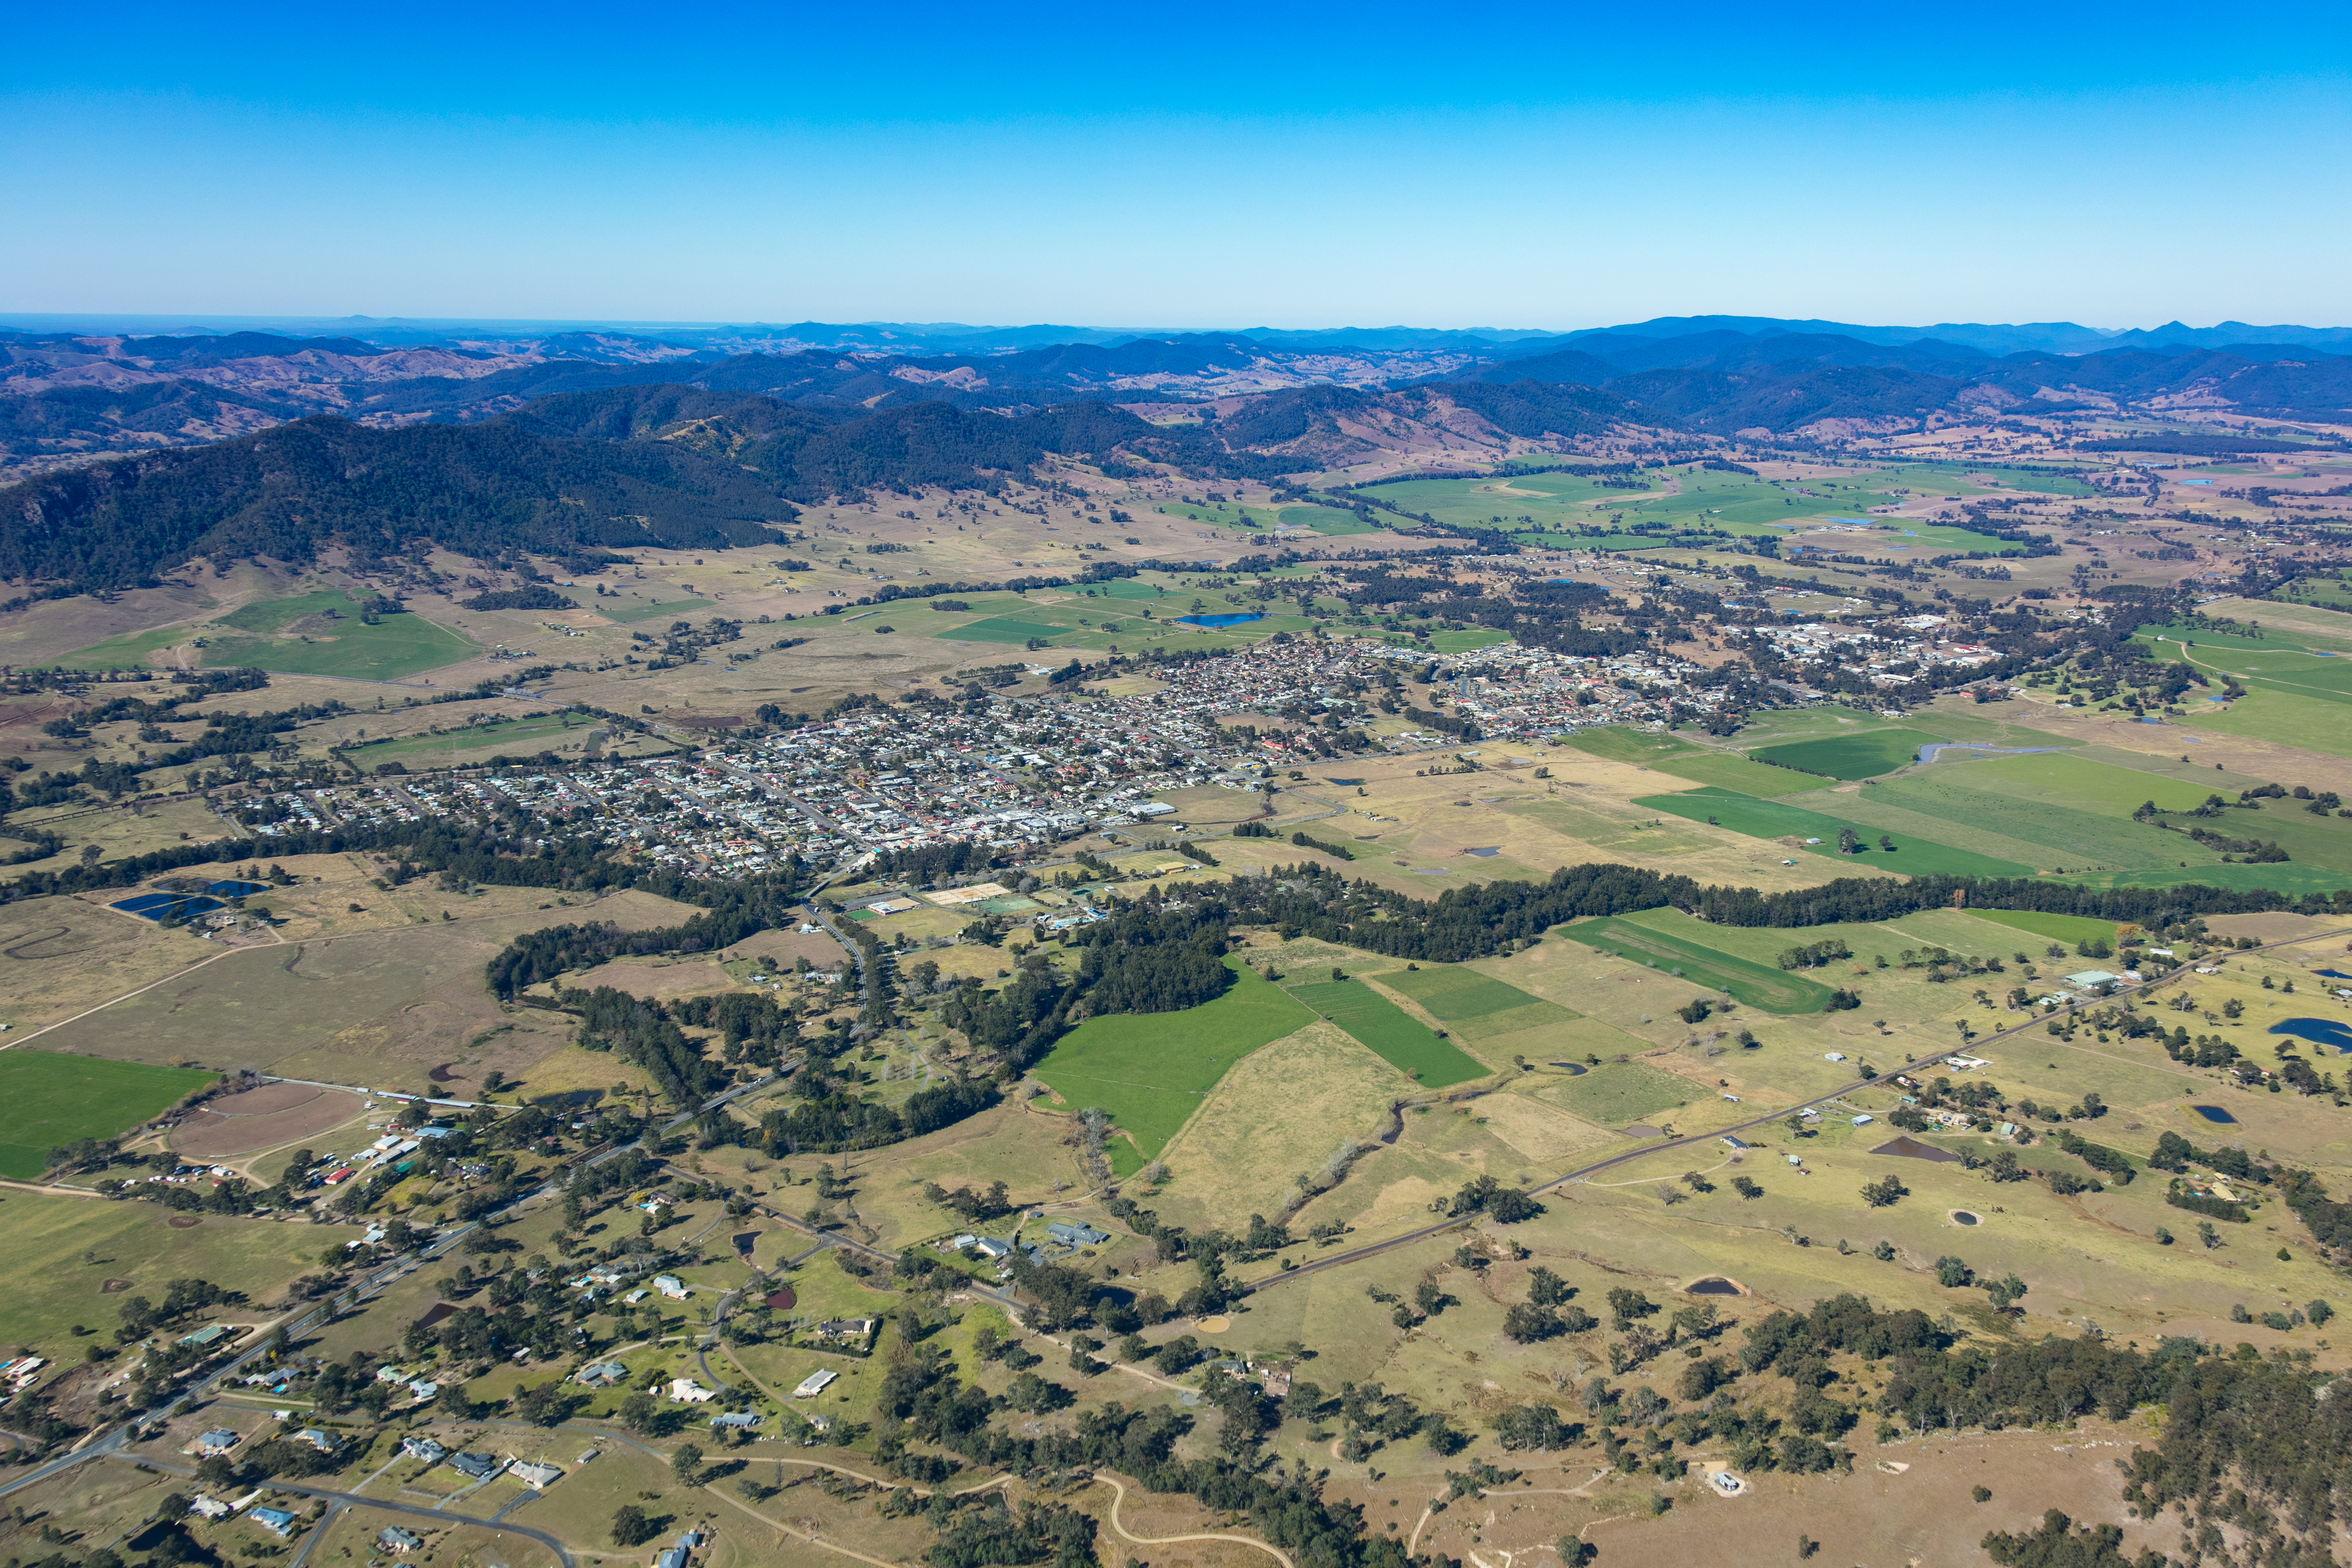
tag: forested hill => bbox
[0,416,799,592]
[0,394,1161,592]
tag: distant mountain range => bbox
[3,312,2348,483]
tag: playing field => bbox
[1554,916,1838,1013]
[1749,727,1950,780]
[1638,787,2034,878]
[0,1051,220,1179]
[340,711,605,764]
[1031,959,1315,1172]
[1285,978,1491,1087]
[194,591,479,680]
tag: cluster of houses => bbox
[941,1220,1109,1278]
[398,1433,562,1489]
[227,621,1784,875]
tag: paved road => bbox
[1252,924,2352,1295]
[96,1449,577,1568]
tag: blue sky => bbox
[6,1,2348,329]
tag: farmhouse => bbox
[508,1460,563,1489]
[379,1529,423,1553]
[668,1378,717,1403]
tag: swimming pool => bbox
[2270,1017,2352,1052]
[1174,612,1266,629]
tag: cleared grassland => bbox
[1562,727,1818,797]
[1284,977,1491,1087]
[0,892,237,1035]
[1555,915,1837,1013]
[1374,963,1582,1052]
[1964,908,2122,947]
[1149,1021,1411,1230]
[0,1193,322,1354]
[191,591,479,680]
[1639,787,2034,878]
[1750,727,1951,780]
[0,1051,218,1178]
[1534,1060,1700,1124]
[1031,959,1315,1173]
[337,711,603,764]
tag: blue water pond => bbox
[2189,1104,2239,1124]
[2270,1017,2352,1052]
[111,892,226,922]
[1174,612,1266,629]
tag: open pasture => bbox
[1534,1059,1698,1124]
[0,1190,321,1354]
[1376,963,1580,1042]
[1554,914,1837,1013]
[190,590,480,680]
[49,624,194,671]
[0,1051,218,1178]
[1149,1021,1414,1228]
[338,710,603,763]
[1640,786,2034,877]
[1285,976,1491,1086]
[1030,959,1314,1171]
[1749,726,1950,780]
[1561,725,1818,797]
[1963,908,2121,948]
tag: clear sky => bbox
[6,1,2348,330]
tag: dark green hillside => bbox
[0,389,1177,591]
[1599,363,1968,433]
[1434,378,1649,437]
[0,415,798,592]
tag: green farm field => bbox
[1553,915,1838,1013]
[1285,977,1490,1087]
[1031,959,1315,1173]
[1963,908,2122,948]
[0,1051,218,1179]
[1638,786,2034,878]
[1377,964,1579,1043]
[1562,727,1818,797]
[594,594,716,624]
[1749,727,1950,780]
[48,625,194,671]
[190,591,479,680]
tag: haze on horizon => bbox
[4,0,2349,329]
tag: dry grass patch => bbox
[1149,1020,1410,1231]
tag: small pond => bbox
[1951,1210,1980,1226]
[1548,1062,1589,1076]
[110,892,224,922]
[2270,1017,2352,1053]
[1174,612,1266,629]
[2190,1104,2239,1124]
[1687,1277,1743,1296]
